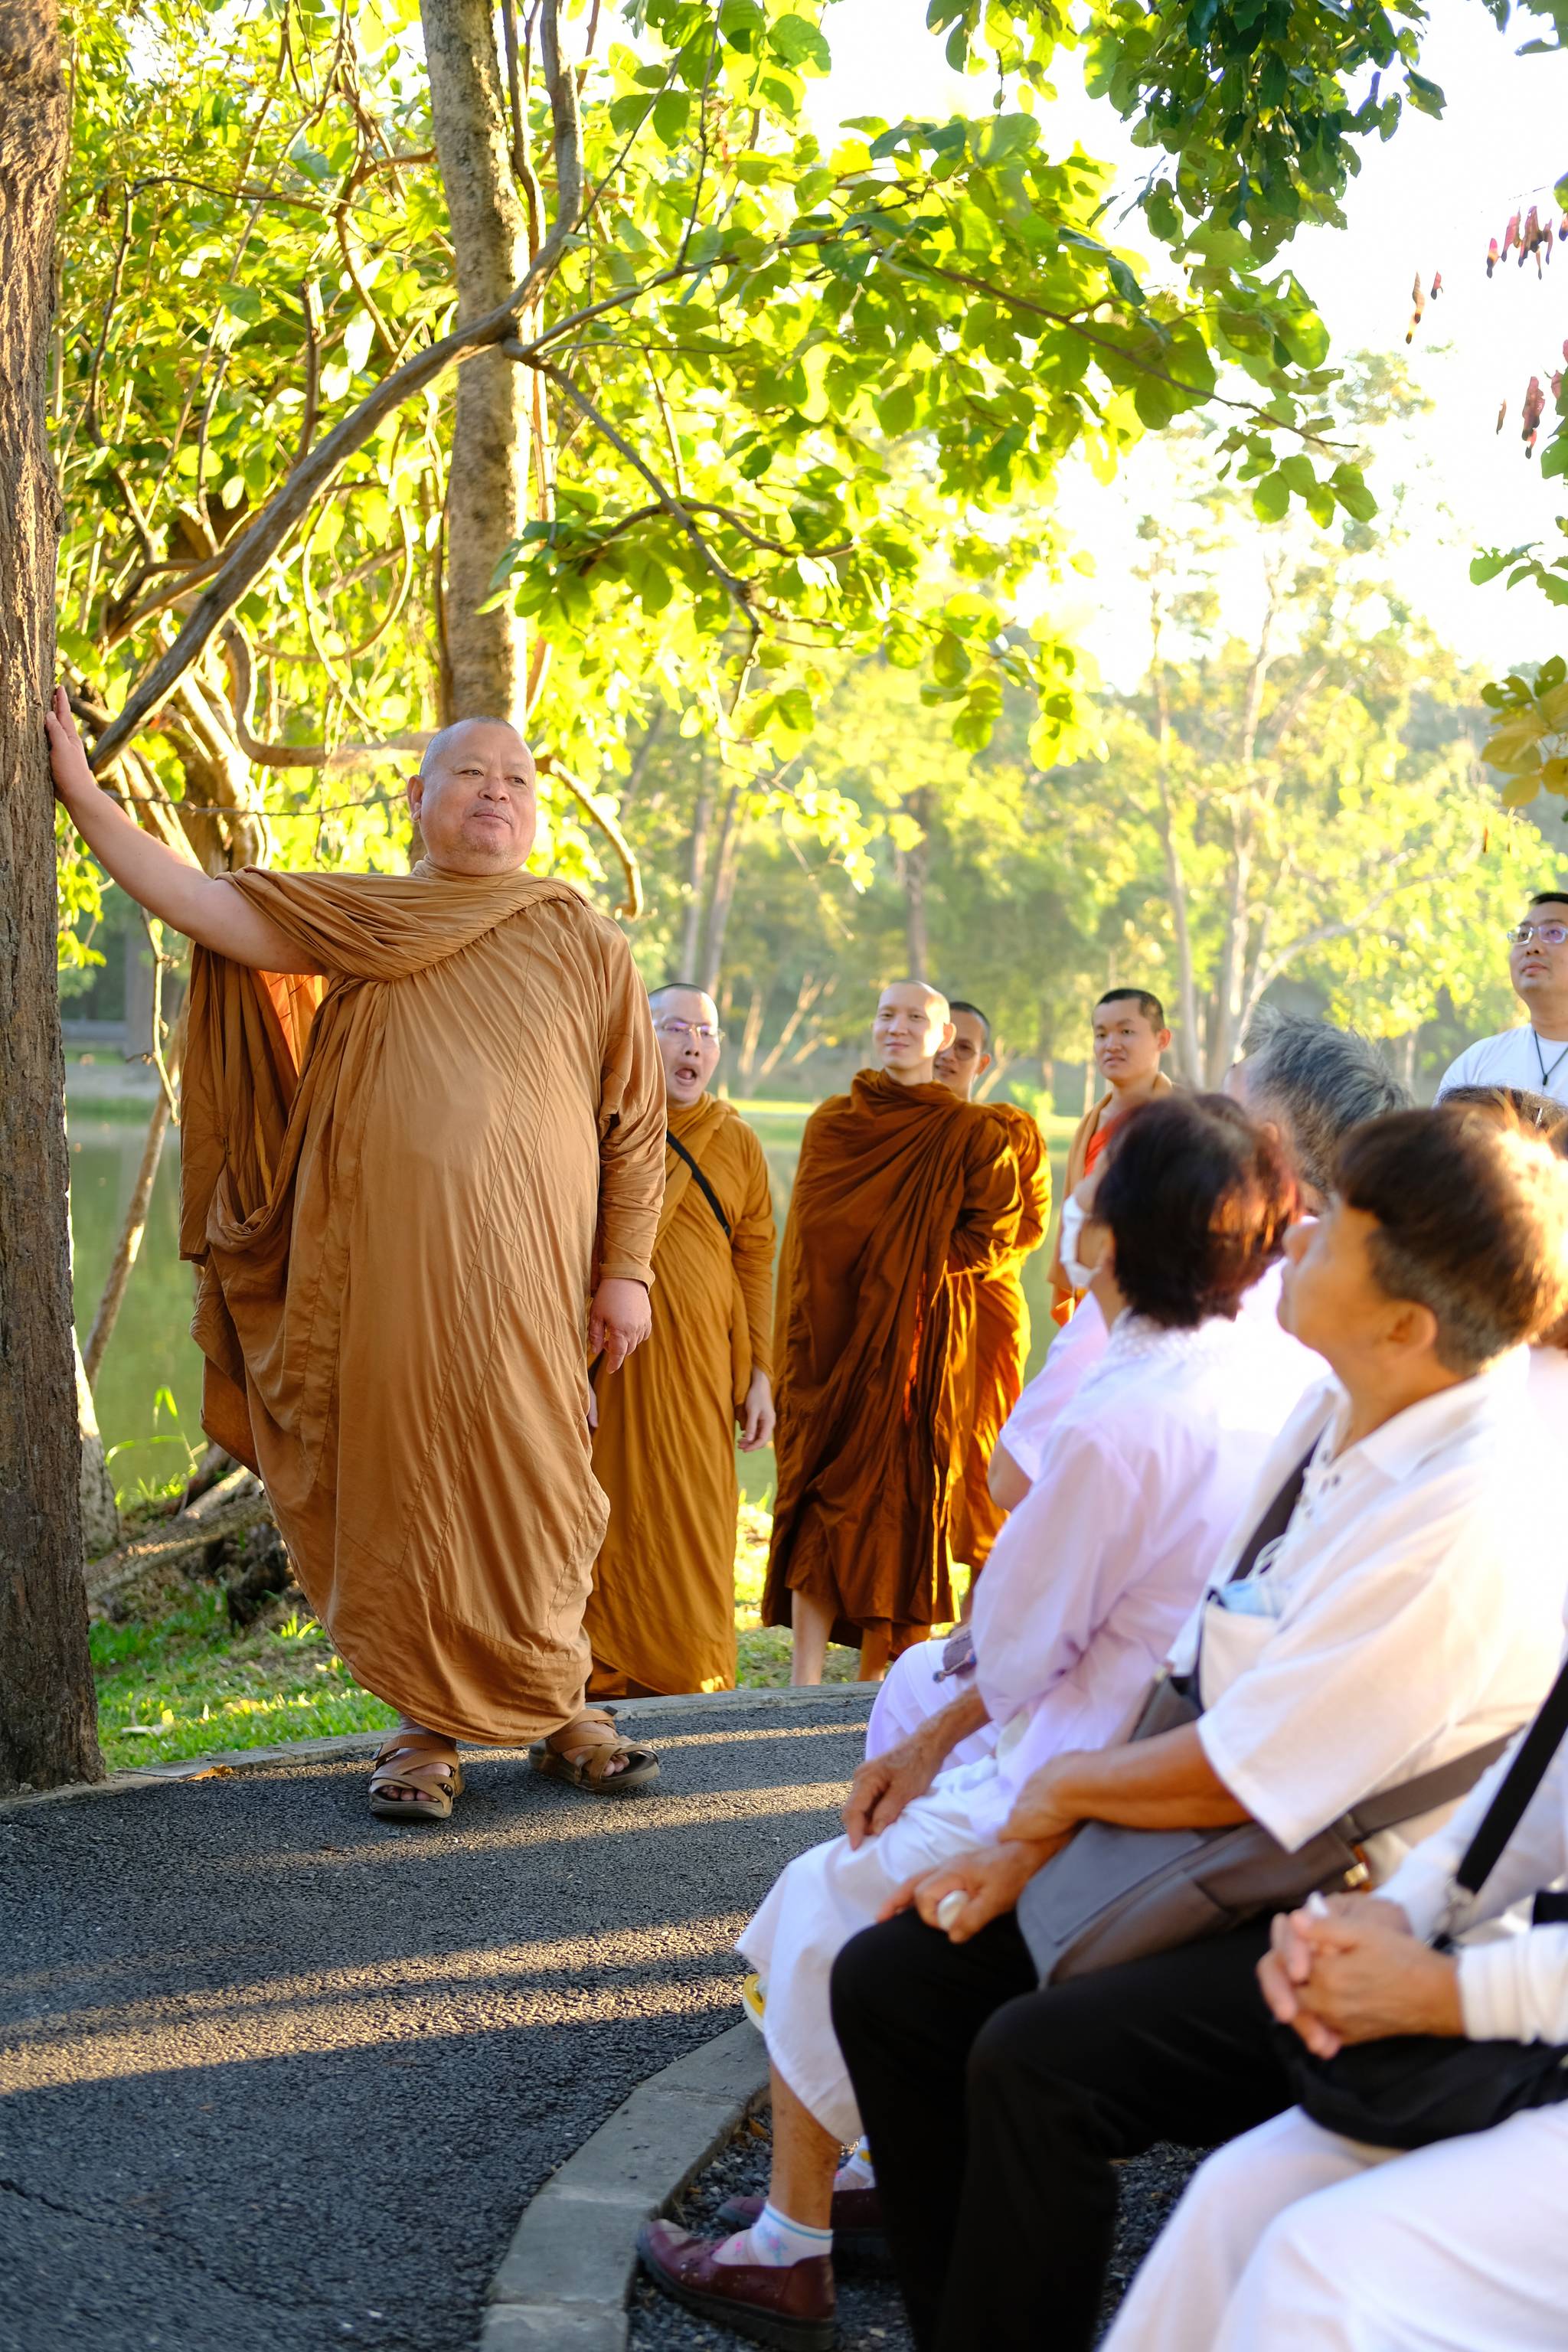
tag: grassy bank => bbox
[92,1504,863,1772]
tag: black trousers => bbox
[829,1910,1289,2352]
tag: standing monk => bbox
[1047,985,1173,1321]
[763,982,1024,1684]
[585,983,776,1698]
[47,697,666,1818]
[935,1001,1050,1579]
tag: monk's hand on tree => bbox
[738,1368,775,1451]
[883,1841,1044,1942]
[842,1730,941,1848]
[44,686,98,812]
[590,1278,652,1373]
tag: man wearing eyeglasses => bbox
[583,983,777,1707]
[1438,890,1568,1105]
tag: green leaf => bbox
[769,15,831,74]
[1251,470,1290,523]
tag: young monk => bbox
[583,983,776,1704]
[762,981,1024,1684]
[934,1001,1050,1579]
[48,696,666,1818]
[1047,986,1173,1321]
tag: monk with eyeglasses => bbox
[585,984,777,1702]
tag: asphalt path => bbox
[0,1697,872,2352]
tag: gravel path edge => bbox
[482,2021,769,2352]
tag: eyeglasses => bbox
[653,1018,724,1044]
[1506,923,1568,948]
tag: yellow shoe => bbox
[740,1971,766,2029]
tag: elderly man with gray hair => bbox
[1228,1013,1410,1210]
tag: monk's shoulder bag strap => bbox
[666,1132,730,1237]
[1277,1648,1568,2149]
[1015,1442,1513,1990]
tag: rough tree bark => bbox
[421,0,534,720]
[0,0,104,1792]
[699,779,743,997]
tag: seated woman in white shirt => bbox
[1101,1654,1568,2352]
[644,1095,1317,2307]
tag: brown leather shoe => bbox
[714,2185,893,2275]
[637,2217,835,2349]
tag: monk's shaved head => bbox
[872,978,955,1088]
[408,716,537,877]
[420,715,534,778]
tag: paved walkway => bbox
[0,1694,872,2352]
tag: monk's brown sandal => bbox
[528,1706,661,1796]
[368,1733,464,1821]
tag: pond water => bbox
[70,1101,1066,1506]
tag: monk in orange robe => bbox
[1048,984,1174,1321]
[934,1001,1051,1579]
[762,981,1025,1682]
[586,983,776,1697]
[47,698,667,1818]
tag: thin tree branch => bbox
[534,753,642,917]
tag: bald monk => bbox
[584,982,776,1697]
[934,1000,1050,1579]
[763,982,1025,1684]
[1047,984,1173,1321]
[47,694,666,1818]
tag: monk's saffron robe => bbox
[178,861,665,1744]
[762,1070,1024,1654]
[1047,1070,1175,1321]
[949,1102,1052,1576]
[584,1093,775,1696]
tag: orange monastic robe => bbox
[178,861,666,1745]
[762,1070,1024,1655]
[949,1102,1052,1576]
[585,1094,775,1696]
[1047,1070,1175,1321]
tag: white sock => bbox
[835,2139,876,2190]
[712,2201,833,2269]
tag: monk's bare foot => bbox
[549,1716,630,1778]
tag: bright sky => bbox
[808,2,1568,688]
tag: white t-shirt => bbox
[1437,1026,1568,1106]
[1171,1348,1566,1881]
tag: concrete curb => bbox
[482,2023,769,2352]
[0,1681,873,1814]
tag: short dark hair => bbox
[1096,987,1166,1029]
[946,998,991,1044]
[1242,1014,1410,1194]
[1093,1093,1298,1329]
[649,979,711,1003]
[1440,1084,1568,1151]
[1527,889,1568,911]
[1334,1107,1568,1374]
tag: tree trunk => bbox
[421,0,533,719]
[898,791,930,980]
[681,761,713,976]
[0,1,103,1792]
[1148,625,1204,1086]
[700,779,743,996]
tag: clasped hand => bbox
[1257,1894,1463,2057]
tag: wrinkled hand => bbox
[45,686,97,812]
[842,1732,939,1849]
[995,1753,1083,1850]
[882,1839,1051,1942]
[590,1277,652,1374]
[738,1368,775,1452]
[1257,1900,1457,2059]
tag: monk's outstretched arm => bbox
[47,690,321,974]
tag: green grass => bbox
[92,1501,870,1770]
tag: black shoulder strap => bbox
[1224,1444,1316,1586]
[666,1130,730,1238]
[1452,1652,1568,1898]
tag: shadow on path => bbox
[0,1697,871,2352]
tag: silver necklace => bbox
[1532,1030,1568,1093]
